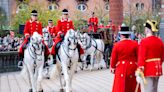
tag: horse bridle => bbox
[67,34,77,50]
[28,42,43,60]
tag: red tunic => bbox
[56,18,74,35]
[110,40,139,92]
[88,17,98,33]
[19,20,50,56]
[47,26,57,37]
[106,24,116,32]
[138,36,164,77]
[24,20,42,38]
[98,24,105,29]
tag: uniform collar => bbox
[47,25,54,28]
[29,19,39,23]
[61,18,71,22]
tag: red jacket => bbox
[88,17,98,33]
[98,24,105,29]
[24,20,42,38]
[56,18,74,35]
[138,36,164,77]
[106,24,116,32]
[47,26,57,37]
[110,40,139,92]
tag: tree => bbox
[11,1,61,34]
[0,7,7,31]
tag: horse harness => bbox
[84,37,103,54]
[28,43,43,73]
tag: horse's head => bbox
[42,28,53,48]
[42,28,50,41]
[64,29,78,49]
[30,32,43,50]
[80,33,90,49]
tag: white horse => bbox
[77,32,106,71]
[23,32,44,92]
[42,28,54,79]
[51,29,79,92]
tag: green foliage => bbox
[11,1,61,33]
[0,7,7,31]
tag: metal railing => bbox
[0,51,20,73]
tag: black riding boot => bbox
[44,55,49,67]
[18,53,24,68]
[53,55,56,64]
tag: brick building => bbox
[0,0,161,24]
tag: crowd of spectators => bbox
[0,34,23,52]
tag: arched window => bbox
[141,3,144,10]
[136,3,140,10]
[48,4,58,11]
[77,3,87,12]
[105,3,110,11]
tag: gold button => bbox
[121,74,123,77]
[67,23,69,25]
[155,66,158,68]
[156,72,158,75]
[130,75,133,78]
[122,61,125,64]
[130,62,132,64]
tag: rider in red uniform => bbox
[18,10,50,67]
[51,9,84,63]
[88,12,98,33]
[46,20,57,42]
[46,20,57,38]
[106,20,116,32]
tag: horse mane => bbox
[64,29,75,44]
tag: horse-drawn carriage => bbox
[80,27,114,68]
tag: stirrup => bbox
[18,61,23,69]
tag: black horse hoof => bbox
[38,90,43,92]
[29,89,32,92]
[59,88,64,92]
[75,71,77,73]
[100,67,103,69]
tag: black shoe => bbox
[18,54,24,68]
[18,61,23,68]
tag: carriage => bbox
[80,27,114,68]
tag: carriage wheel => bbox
[104,48,111,69]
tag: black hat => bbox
[31,10,38,16]
[119,26,132,34]
[62,9,68,14]
[48,19,53,23]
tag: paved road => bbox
[0,68,164,92]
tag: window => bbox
[77,3,87,12]
[136,3,144,11]
[105,3,110,11]
[136,3,140,10]
[48,4,58,11]
[141,3,144,10]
